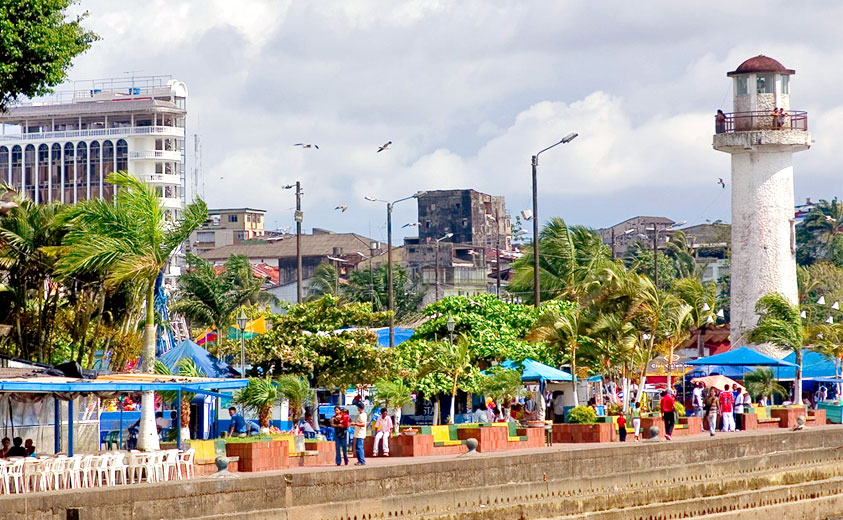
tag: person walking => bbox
[631,402,642,441]
[719,384,735,432]
[552,391,566,424]
[352,402,368,466]
[373,407,392,457]
[330,406,349,466]
[660,390,676,440]
[617,414,627,442]
[704,387,719,436]
[692,382,705,417]
[734,390,746,431]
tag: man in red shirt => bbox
[660,390,675,440]
[719,384,735,432]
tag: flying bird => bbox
[377,141,392,153]
[717,178,726,189]
[335,205,348,212]
[294,143,319,149]
[0,190,19,215]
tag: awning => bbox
[501,358,573,382]
[690,375,745,392]
[686,347,798,367]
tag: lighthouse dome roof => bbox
[727,55,795,77]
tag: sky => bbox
[63,0,843,243]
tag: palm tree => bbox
[0,197,67,362]
[235,376,281,430]
[508,217,612,304]
[59,171,207,450]
[307,262,342,300]
[663,230,699,280]
[809,323,843,399]
[659,301,693,390]
[154,358,206,439]
[420,338,473,424]
[590,311,638,411]
[528,306,586,406]
[744,367,788,403]
[373,378,414,434]
[748,293,805,405]
[479,367,525,420]
[275,374,311,427]
[673,278,717,354]
[171,253,273,353]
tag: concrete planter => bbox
[552,423,614,443]
[225,439,288,472]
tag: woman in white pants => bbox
[373,407,393,457]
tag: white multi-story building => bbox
[0,76,188,221]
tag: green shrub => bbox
[674,402,686,417]
[567,405,597,424]
[224,435,274,444]
[606,403,623,416]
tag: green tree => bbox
[672,278,717,357]
[235,377,281,430]
[59,171,207,450]
[744,368,788,403]
[477,366,525,419]
[528,305,586,406]
[797,199,843,266]
[419,337,473,424]
[372,378,414,434]
[345,264,423,321]
[171,253,272,353]
[154,358,205,439]
[306,262,341,300]
[748,293,805,405]
[275,375,311,426]
[0,196,66,362]
[0,0,98,110]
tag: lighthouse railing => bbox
[720,110,808,133]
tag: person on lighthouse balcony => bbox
[715,109,726,134]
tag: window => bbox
[196,231,214,242]
[781,75,789,94]
[735,76,748,95]
[235,231,248,240]
[228,214,238,223]
[756,74,774,94]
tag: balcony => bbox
[130,150,183,161]
[161,197,183,209]
[144,173,182,185]
[0,125,185,143]
[716,110,807,133]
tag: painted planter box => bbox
[552,423,614,443]
[304,440,336,465]
[225,439,288,472]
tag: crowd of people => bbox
[0,437,37,458]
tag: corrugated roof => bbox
[200,233,386,261]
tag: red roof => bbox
[211,263,279,285]
[727,55,795,77]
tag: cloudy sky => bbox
[64,1,843,242]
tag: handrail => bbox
[0,125,185,142]
[716,110,807,134]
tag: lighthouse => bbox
[713,55,811,355]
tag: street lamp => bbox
[486,212,504,297]
[531,132,578,306]
[645,220,686,287]
[282,182,303,303]
[446,314,456,345]
[434,232,454,301]
[365,191,426,347]
[236,307,248,379]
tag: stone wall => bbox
[5,427,843,519]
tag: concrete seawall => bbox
[5,427,843,519]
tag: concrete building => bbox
[417,190,511,250]
[0,76,187,221]
[190,208,266,255]
[713,55,810,352]
[681,222,731,285]
[600,216,677,258]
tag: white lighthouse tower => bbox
[714,56,811,354]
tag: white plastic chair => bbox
[34,458,56,491]
[143,451,166,483]
[162,449,179,481]
[63,455,83,489]
[79,454,95,488]
[126,451,146,484]
[5,459,25,494]
[108,452,128,485]
[0,460,11,494]
[47,456,67,490]
[90,455,111,486]
[177,448,195,480]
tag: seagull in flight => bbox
[0,190,19,215]
[294,143,319,149]
[377,141,392,153]
[335,205,348,212]
[717,178,726,189]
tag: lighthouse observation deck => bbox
[717,110,808,133]
[713,109,810,153]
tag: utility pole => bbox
[295,181,303,303]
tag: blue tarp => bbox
[501,358,573,382]
[375,327,414,347]
[779,351,837,380]
[158,339,239,379]
[686,347,798,368]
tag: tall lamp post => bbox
[645,220,686,287]
[365,191,425,347]
[434,232,454,301]
[531,133,578,307]
[236,307,248,412]
[282,182,304,303]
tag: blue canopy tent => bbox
[158,339,239,379]
[778,351,837,380]
[501,359,573,382]
[686,347,797,376]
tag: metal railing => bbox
[717,110,808,133]
[130,150,183,161]
[0,125,185,142]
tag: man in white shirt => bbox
[352,403,368,465]
[553,392,566,423]
[692,383,705,417]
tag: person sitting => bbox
[24,439,36,457]
[472,404,489,423]
[228,407,250,437]
[127,419,140,449]
[0,437,10,458]
[299,413,316,437]
[5,437,27,457]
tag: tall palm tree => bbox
[306,262,342,300]
[420,338,473,424]
[664,230,699,280]
[809,323,843,399]
[659,301,693,390]
[59,171,207,450]
[748,292,805,405]
[171,253,273,353]
[590,311,638,411]
[672,278,716,357]
[509,218,612,304]
[528,306,586,406]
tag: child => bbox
[617,414,627,442]
[632,402,642,442]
